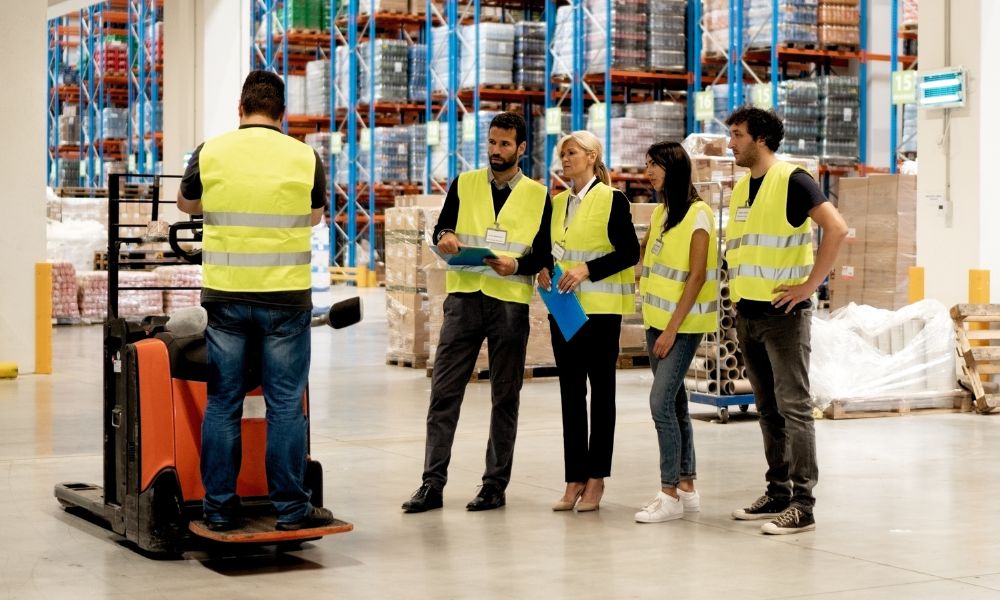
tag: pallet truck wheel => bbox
[717,407,730,423]
[739,404,749,413]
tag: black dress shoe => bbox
[402,483,443,513]
[204,518,240,532]
[466,483,505,511]
[276,506,336,531]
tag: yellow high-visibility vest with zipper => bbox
[447,168,547,305]
[639,200,719,333]
[725,161,814,302]
[199,127,316,292]
[550,181,636,315]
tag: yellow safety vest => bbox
[447,169,547,304]
[551,182,636,315]
[199,127,316,292]
[725,161,814,302]
[640,201,719,333]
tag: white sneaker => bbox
[635,491,684,523]
[677,488,700,513]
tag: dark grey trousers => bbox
[422,292,530,490]
[736,309,818,510]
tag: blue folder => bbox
[539,265,589,341]
[442,246,498,266]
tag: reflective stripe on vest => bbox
[725,161,814,303]
[200,127,315,293]
[550,182,636,315]
[639,200,719,333]
[447,168,547,304]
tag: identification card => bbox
[485,227,508,246]
[735,207,750,222]
[651,239,664,255]
[552,243,566,261]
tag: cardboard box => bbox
[838,177,868,217]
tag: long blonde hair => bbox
[556,130,611,186]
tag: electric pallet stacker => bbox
[54,173,357,554]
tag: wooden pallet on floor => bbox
[386,352,429,369]
[823,390,971,420]
[951,303,1000,413]
[616,351,650,369]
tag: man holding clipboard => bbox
[402,113,552,514]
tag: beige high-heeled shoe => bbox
[552,486,585,511]
[576,480,604,512]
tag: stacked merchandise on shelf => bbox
[101,108,128,140]
[828,175,916,311]
[776,79,820,156]
[94,41,127,75]
[58,109,81,146]
[287,74,306,115]
[700,0,729,57]
[648,0,686,72]
[361,126,410,183]
[384,199,443,364]
[553,1,648,75]
[51,262,81,320]
[305,59,330,116]
[311,221,331,292]
[155,265,202,314]
[408,123,427,184]
[286,0,326,30]
[140,101,163,134]
[588,104,649,169]
[304,131,332,172]
[432,24,515,91]
[900,104,917,156]
[408,44,427,102]
[683,133,743,217]
[702,83,740,136]
[534,109,573,180]
[900,0,918,30]
[102,161,127,186]
[817,75,859,163]
[513,22,546,89]
[701,0,817,54]
[56,160,81,188]
[358,39,409,104]
[77,272,108,321]
[817,0,860,48]
[334,46,350,106]
[429,120,451,182]
[626,101,686,144]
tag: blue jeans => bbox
[202,302,313,524]
[646,329,703,488]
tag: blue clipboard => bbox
[442,246,498,266]
[538,265,589,341]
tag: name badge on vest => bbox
[651,239,664,256]
[552,243,566,261]
[485,227,508,246]
[734,207,750,222]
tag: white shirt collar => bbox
[570,176,597,201]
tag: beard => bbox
[489,154,518,172]
[734,144,757,168]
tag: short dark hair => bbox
[240,70,285,120]
[489,112,527,146]
[725,106,784,152]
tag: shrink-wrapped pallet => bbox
[51,262,80,319]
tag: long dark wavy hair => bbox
[646,141,700,234]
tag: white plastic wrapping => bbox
[51,262,80,319]
[46,219,106,273]
[809,299,957,408]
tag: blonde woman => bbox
[539,131,639,512]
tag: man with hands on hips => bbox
[402,112,552,514]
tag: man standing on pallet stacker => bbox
[401,112,552,513]
[724,107,848,534]
[177,71,335,532]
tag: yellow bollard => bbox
[368,270,378,288]
[355,263,370,288]
[35,263,53,374]
[0,362,18,379]
[908,266,924,304]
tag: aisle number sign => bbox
[360,127,371,151]
[588,103,607,131]
[462,117,476,142]
[330,133,343,155]
[427,121,440,146]
[750,84,773,109]
[892,70,918,105]
[695,90,714,122]
[545,107,562,135]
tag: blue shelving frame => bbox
[127,0,161,178]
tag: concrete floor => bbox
[3,287,1000,599]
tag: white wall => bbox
[197,0,251,142]
[979,1,1000,280]
[0,2,48,371]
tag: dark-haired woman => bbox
[634,141,718,524]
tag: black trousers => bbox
[422,293,530,491]
[549,313,622,482]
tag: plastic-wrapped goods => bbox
[102,161,127,187]
[78,271,109,321]
[155,265,202,314]
[334,46,351,105]
[818,23,860,47]
[648,0,686,72]
[901,0,918,29]
[361,126,410,183]
[702,0,817,56]
[589,115,652,169]
[310,222,331,292]
[809,300,956,409]
[429,120,454,181]
[900,103,917,154]
[305,131,332,172]
[514,22,546,89]
[408,123,427,184]
[408,44,427,102]
[56,159,81,188]
[305,59,330,116]
[461,111,500,170]
[95,41,127,75]
[818,2,859,25]
[463,23,515,88]
[287,75,307,115]
[58,114,81,146]
[140,101,163,133]
[626,101,686,144]
[358,39,409,104]
[46,219,106,273]
[553,0,648,74]
[51,262,80,319]
[101,108,129,140]
[117,271,164,318]
[287,0,324,30]
[817,75,859,162]
[701,82,748,135]
[775,79,820,156]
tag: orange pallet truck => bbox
[54,173,358,554]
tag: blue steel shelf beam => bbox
[46,17,66,187]
[80,4,100,188]
[128,0,161,178]
[250,0,290,131]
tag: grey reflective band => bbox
[729,264,812,281]
[203,250,311,267]
[727,232,811,251]
[643,293,718,315]
[204,212,312,228]
[456,233,531,255]
[561,249,610,262]
[579,280,636,295]
[642,264,719,282]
